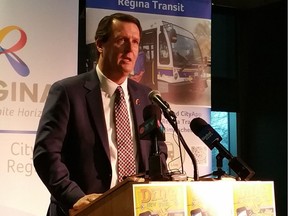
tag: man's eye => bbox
[133,40,140,45]
[117,38,125,44]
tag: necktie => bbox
[114,86,136,182]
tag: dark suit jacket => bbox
[33,70,167,216]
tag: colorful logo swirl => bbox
[0,26,30,76]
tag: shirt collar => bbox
[96,65,129,97]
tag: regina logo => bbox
[0,25,30,76]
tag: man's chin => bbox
[120,66,134,74]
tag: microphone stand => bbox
[163,110,199,181]
[149,133,164,181]
[147,119,167,181]
[152,132,159,155]
[200,153,226,179]
[214,141,255,180]
[200,141,255,180]
[214,154,226,179]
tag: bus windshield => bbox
[162,21,202,68]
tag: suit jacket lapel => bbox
[84,71,110,159]
[83,73,148,167]
[128,80,151,173]
[128,80,143,133]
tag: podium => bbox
[74,178,138,216]
[74,179,275,216]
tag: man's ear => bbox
[96,39,103,53]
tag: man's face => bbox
[99,19,140,83]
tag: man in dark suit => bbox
[33,13,168,216]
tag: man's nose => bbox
[124,40,133,51]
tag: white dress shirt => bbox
[96,65,137,188]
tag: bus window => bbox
[159,32,170,64]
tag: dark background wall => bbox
[212,1,287,215]
[78,1,287,215]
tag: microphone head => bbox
[148,90,161,102]
[190,117,208,134]
[139,104,165,141]
[190,117,222,150]
[143,104,162,121]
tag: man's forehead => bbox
[111,20,140,37]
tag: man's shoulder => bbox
[128,78,151,93]
[53,70,97,87]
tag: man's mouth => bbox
[122,57,132,62]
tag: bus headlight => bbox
[173,72,178,80]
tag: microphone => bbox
[190,117,255,180]
[139,104,165,141]
[148,90,176,121]
[148,91,199,181]
[190,117,232,159]
[139,104,166,180]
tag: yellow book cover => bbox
[187,181,234,215]
[233,181,275,216]
[133,182,187,216]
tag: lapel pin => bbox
[135,98,140,105]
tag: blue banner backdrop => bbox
[86,0,211,18]
[86,0,212,180]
